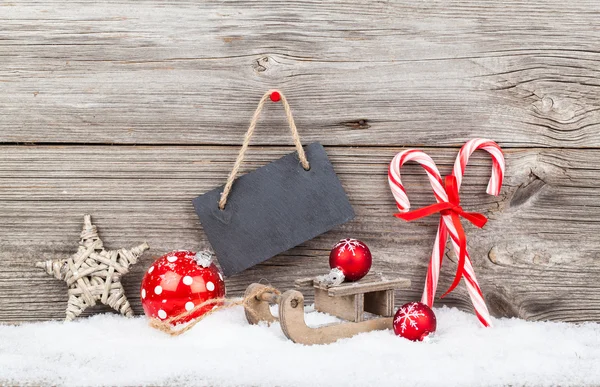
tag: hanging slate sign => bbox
[193,91,355,276]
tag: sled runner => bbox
[244,275,411,345]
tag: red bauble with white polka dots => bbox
[329,238,372,282]
[140,250,225,325]
[393,302,437,341]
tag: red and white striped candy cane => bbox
[388,149,448,316]
[448,139,505,326]
[388,149,447,209]
[453,138,505,196]
[388,139,505,327]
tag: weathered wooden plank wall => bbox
[1,0,599,323]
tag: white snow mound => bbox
[0,305,599,386]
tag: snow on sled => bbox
[243,275,411,345]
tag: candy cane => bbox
[440,219,491,326]
[448,139,504,326]
[388,149,447,208]
[453,138,505,195]
[388,139,505,327]
[388,149,448,315]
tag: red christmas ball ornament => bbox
[141,250,225,325]
[393,302,437,341]
[329,238,372,282]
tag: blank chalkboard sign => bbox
[193,142,355,276]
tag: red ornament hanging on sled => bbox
[330,238,372,282]
[319,238,372,285]
[141,250,225,325]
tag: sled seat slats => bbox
[296,275,411,322]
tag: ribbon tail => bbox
[460,212,488,228]
[438,219,448,267]
[441,213,467,298]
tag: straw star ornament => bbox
[36,215,149,321]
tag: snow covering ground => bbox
[1,305,599,387]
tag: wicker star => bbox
[36,215,149,321]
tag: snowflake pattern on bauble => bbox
[334,238,364,256]
[394,302,425,333]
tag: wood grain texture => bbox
[1,145,599,323]
[364,289,395,318]
[1,1,600,146]
[1,0,599,324]
[314,289,363,322]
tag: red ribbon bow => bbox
[394,175,487,297]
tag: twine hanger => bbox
[218,90,310,210]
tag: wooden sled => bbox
[244,275,410,345]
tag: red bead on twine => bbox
[270,91,281,102]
